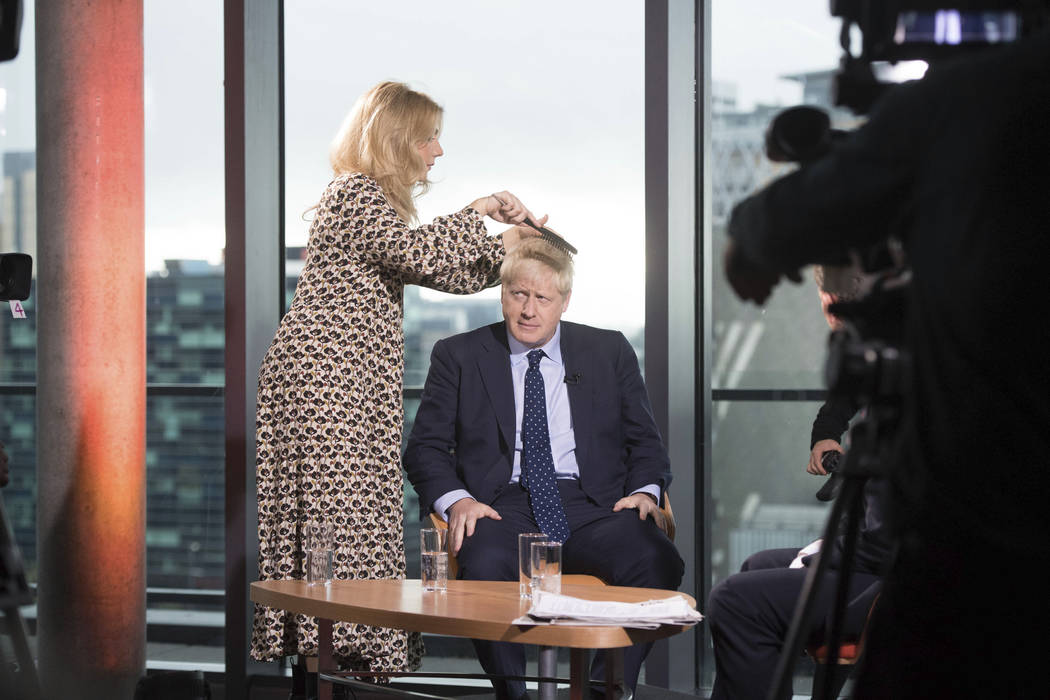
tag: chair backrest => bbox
[427,491,676,581]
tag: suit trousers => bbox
[456,480,684,700]
[706,548,881,700]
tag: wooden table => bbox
[251,578,696,700]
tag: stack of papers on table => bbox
[513,590,703,629]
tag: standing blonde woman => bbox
[250,81,540,676]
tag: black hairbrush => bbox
[523,218,578,256]
[490,194,578,255]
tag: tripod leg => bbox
[0,637,16,697]
[815,491,864,700]
[767,476,865,700]
[2,607,41,700]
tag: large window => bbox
[143,0,226,667]
[706,0,855,692]
[284,0,646,677]
[284,1,647,365]
[0,0,37,600]
[0,0,227,671]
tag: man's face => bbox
[501,262,570,348]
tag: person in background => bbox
[706,263,889,699]
[724,30,1050,696]
[250,81,542,687]
[806,263,866,478]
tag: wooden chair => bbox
[429,492,676,581]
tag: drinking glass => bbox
[518,532,548,598]
[420,528,449,592]
[303,520,333,586]
[530,540,562,595]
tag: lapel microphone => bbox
[564,372,581,385]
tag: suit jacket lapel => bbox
[477,324,516,452]
[560,323,593,472]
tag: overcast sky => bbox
[0,1,842,329]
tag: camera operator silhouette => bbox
[724,26,1050,700]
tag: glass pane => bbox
[284,0,646,386]
[710,401,832,582]
[285,0,646,676]
[711,1,856,390]
[0,0,37,636]
[707,400,834,692]
[144,0,225,666]
[146,395,225,589]
[0,2,37,383]
[710,3,852,692]
[0,0,227,670]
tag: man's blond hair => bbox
[500,238,574,296]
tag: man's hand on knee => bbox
[612,493,668,535]
[447,497,502,554]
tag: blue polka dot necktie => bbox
[521,349,571,543]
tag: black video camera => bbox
[0,253,31,301]
[830,0,1050,113]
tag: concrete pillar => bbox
[35,1,145,698]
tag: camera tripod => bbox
[1,493,39,700]
[767,404,896,700]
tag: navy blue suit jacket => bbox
[403,321,672,517]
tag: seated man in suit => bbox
[706,480,888,699]
[404,238,684,700]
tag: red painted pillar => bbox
[35,1,146,697]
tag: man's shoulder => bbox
[434,322,506,355]
[560,321,631,351]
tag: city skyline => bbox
[1,0,844,597]
[0,1,843,332]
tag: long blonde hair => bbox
[329,81,442,223]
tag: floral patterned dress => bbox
[250,173,504,670]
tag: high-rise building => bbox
[1,150,36,261]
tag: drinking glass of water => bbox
[303,520,332,586]
[530,540,562,595]
[420,528,448,592]
[305,548,333,586]
[518,532,547,598]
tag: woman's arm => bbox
[334,175,510,293]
